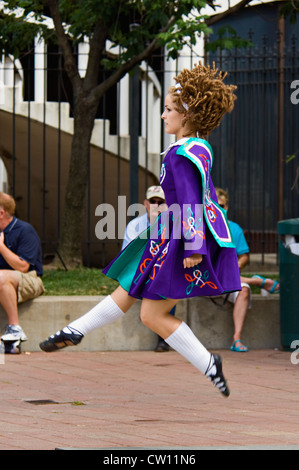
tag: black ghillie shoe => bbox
[39,329,83,352]
[205,353,230,397]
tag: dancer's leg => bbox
[67,286,135,335]
[140,298,230,397]
[40,286,136,352]
[140,297,181,338]
[141,298,211,373]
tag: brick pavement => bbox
[0,348,298,450]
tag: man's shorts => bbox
[17,271,44,304]
[211,282,252,309]
[226,282,252,309]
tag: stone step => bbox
[1,295,281,352]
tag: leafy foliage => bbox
[0,6,45,58]
[279,0,299,25]
[206,25,253,53]
[0,0,248,67]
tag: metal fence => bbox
[0,31,298,268]
[209,30,299,259]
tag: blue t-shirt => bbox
[0,217,43,276]
[229,220,249,256]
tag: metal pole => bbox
[129,67,139,207]
[278,16,285,222]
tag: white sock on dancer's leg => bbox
[165,322,215,376]
[64,295,125,336]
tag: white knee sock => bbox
[165,321,215,376]
[65,295,125,336]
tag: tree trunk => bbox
[57,97,98,268]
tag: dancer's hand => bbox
[183,253,203,269]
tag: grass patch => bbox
[42,268,118,296]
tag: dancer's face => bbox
[162,94,189,140]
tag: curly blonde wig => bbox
[169,62,237,137]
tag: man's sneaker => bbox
[3,339,22,354]
[1,325,27,343]
[205,353,230,397]
[39,328,83,352]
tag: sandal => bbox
[230,339,249,352]
[252,275,280,294]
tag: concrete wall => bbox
[0,294,281,352]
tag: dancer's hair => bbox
[169,62,237,137]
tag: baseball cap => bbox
[146,186,165,201]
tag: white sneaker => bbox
[1,325,28,342]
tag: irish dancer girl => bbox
[40,63,241,397]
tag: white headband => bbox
[175,83,189,111]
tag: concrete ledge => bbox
[0,294,281,352]
[187,295,280,350]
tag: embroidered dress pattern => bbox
[137,222,169,284]
[103,138,241,300]
[185,266,218,296]
[182,207,205,241]
[160,162,166,184]
[177,139,234,247]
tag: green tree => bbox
[0,0,255,266]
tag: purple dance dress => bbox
[103,137,241,300]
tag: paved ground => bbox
[0,348,298,451]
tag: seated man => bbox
[122,185,168,249]
[215,188,279,352]
[215,188,251,352]
[0,192,44,352]
[122,185,174,352]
